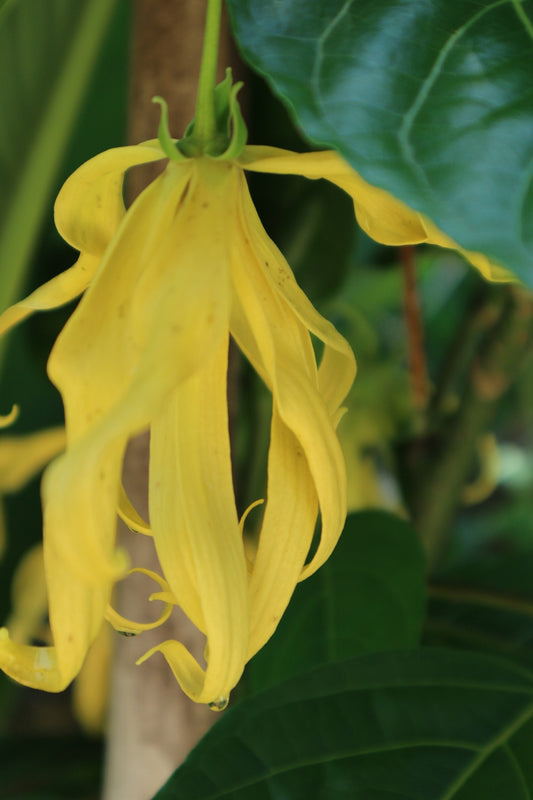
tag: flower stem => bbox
[194,0,223,145]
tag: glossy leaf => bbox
[154,649,533,799]
[227,0,533,284]
[247,510,426,692]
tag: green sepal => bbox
[216,81,247,160]
[176,69,247,160]
[152,96,188,162]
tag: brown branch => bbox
[400,245,429,412]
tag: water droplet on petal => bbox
[208,696,229,711]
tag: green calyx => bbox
[152,70,247,163]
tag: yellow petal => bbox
[0,516,112,691]
[0,630,64,691]
[240,146,427,245]
[105,568,173,634]
[146,337,249,705]
[4,544,47,645]
[117,484,151,536]
[231,172,350,584]
[54,140,165,255]
[0,254,98,338]
[0,426,65,492]
[240,146,510,281]
[0,142,166,335]
[247,408,317,658]
[6,158,236,695]
[72,621,112,735]
[422,218,514,283]
[0,405,19,428]
[48,158,232,444]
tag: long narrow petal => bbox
[247,407,317,659]
[240,146,510,280]
[0,253,98,337]
[240,146,427,245]
[146,337,249,705]
[236,169,355,416]
[232,174,349,584]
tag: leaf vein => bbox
[397,0,511,194]
[441,698,533,799]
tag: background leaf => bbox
[0,0,119,325]
[247,510,427,693]
[0,734,102,799]
[227,0,533,283]
[154,649,533,800]
[427,550,533,671]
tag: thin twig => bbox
[400,245,430,411]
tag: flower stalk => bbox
[192,0,223,148]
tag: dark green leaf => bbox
[427,551,533,670]
[154,649,533,800]
[247,511,426,693]
[228,0,533,283]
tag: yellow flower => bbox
[0,116,505,705]
[0,140,355,707]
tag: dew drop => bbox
[208,696,229,712]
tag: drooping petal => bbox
[0,427,65,492]
[237,161,355,416]
[0,632,63,690]
[232,173,351,583]
[0,254,99,338]
[49,157,233,444]
[117,485,151,535]
[422,218,514,282]
[54,140,164,255]
[145,336,249,705]
[0,426,65,557]
[0,142,166,337]
[4,545,48,645]
[240,146,510,280]
[247,407,318,659]
[72,621,112,735]
[0,529,113,691]
[105,568,174,634]
[240,146,427,245]
[1,159,236,693]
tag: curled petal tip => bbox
[0,405,19,428]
